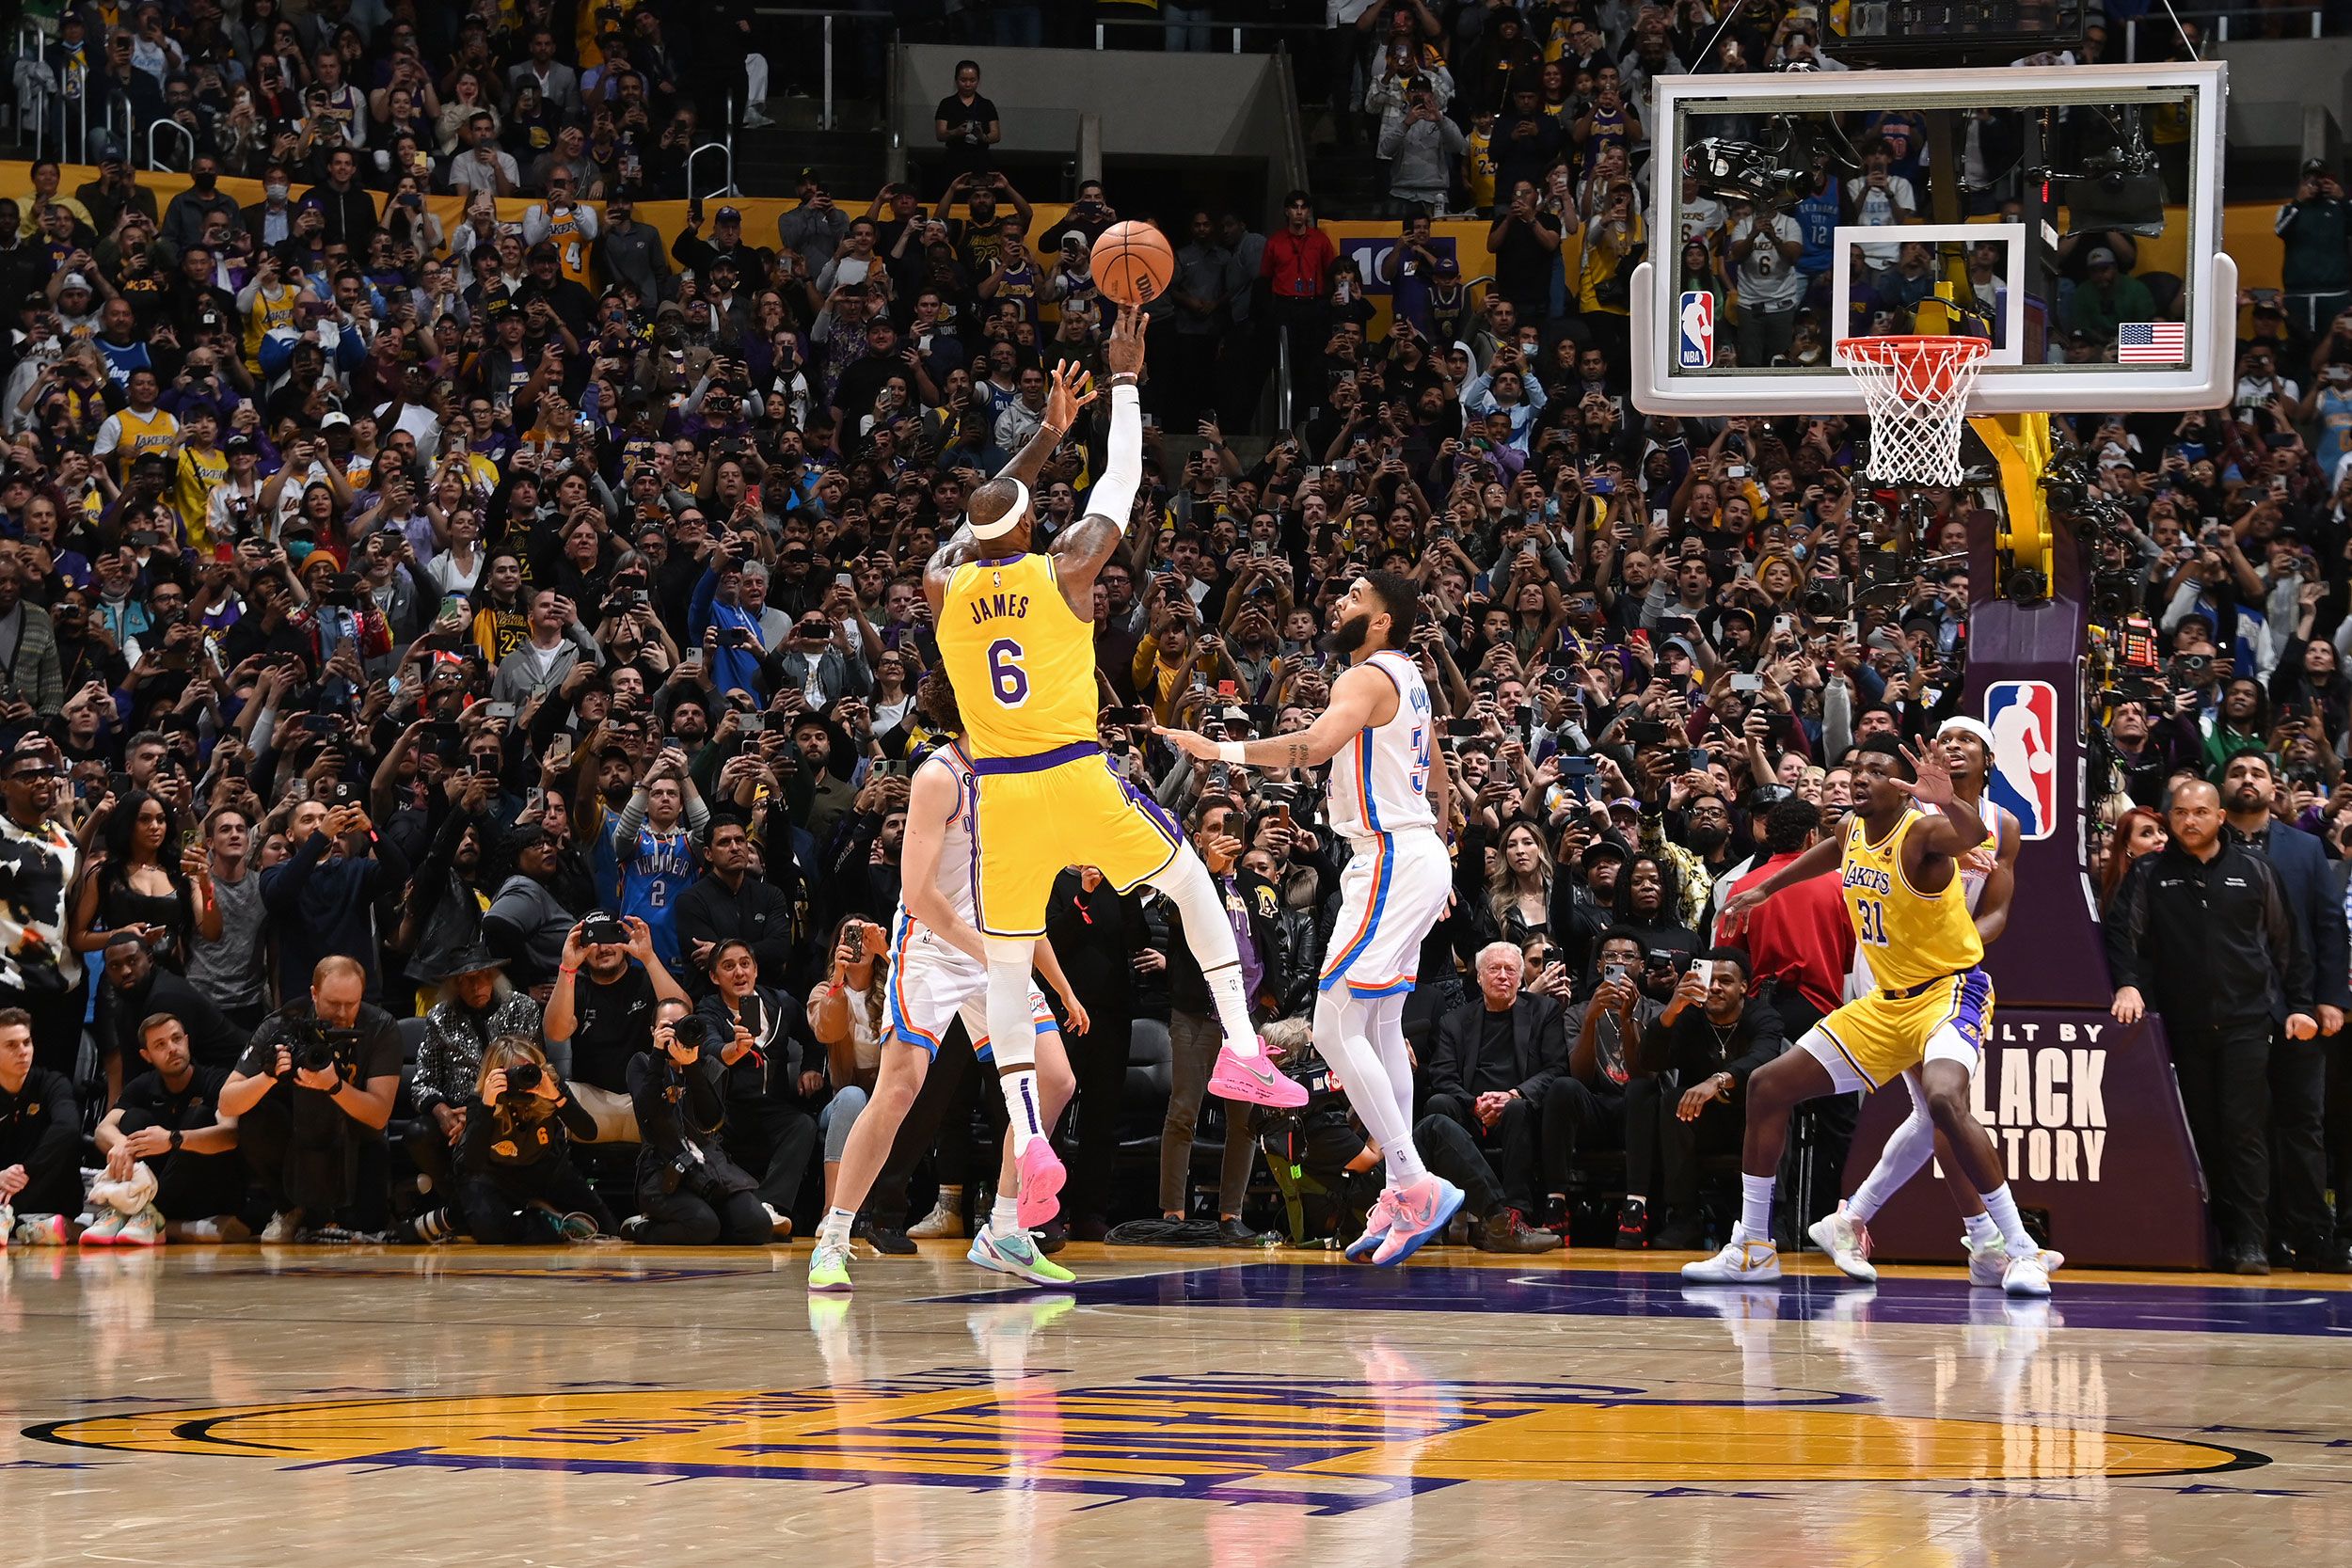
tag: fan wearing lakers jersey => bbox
[1157,571,1464,1265]
[1696,736,2052,1297]
[926,311,1306,1220]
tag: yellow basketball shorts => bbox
[1803,967,1994,1094]
[968,742,1184,939]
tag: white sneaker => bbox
[907,1195,965,1240]
[78,1209,129,1246]
[13,1213,68,1245]
[115,1207,164,1247]
[2001,1251,2052,1298]
[261,1211,302,1243]
[177,1217,248,1243]
[760,1202,794,1241]
[1807,1202,1877,1282]
[1964,1233,2010,1287]
[741,107,775,129]
[0,1201,11,1247]
[1681,1233,1782,1284]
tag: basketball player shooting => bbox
[1157,572,1465,1264]
[1698,736,2051,1297]
[927,311,1307,1226]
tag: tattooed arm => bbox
[1155,659,1399,771]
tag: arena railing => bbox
[2123,3,2328,53]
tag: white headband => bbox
[967,479,1029,541]
[1938,717,1994,751]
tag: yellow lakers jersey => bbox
[1840,810,1982,990]
[939,552,1098,760]
[114,406,180,474]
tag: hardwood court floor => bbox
[8,1243,2352,1566]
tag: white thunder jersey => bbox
[885,744,1053,1053]
[1328,648,1436,841]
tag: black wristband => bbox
[168,1128,183,1151]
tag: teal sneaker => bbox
[807,1240,853,1294]
[967,1227,1075,1286]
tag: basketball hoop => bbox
[1838,335,1992,487]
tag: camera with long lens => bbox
[292,1018,360,1075]
[2041,451,2095,519]
[499,1060,544,1111]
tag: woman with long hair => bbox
[1484,818,1556,945]
[70,789,214,974]
[807,915,887,1210]
[2097,804,2169,909]
[455,1035,611,1243]
[628,1004,771,1244]
[698,937,816,1239]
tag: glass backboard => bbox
[1632,61,2231,417]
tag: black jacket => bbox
[105,967,246,1069]
[673,869,798,990]
[458,1078,596,1176]
[2226,819,2351,1012]
[1427,992,1568,1104]
[2106,839,2313,1027]
[628,1048,756,1201]
[0,1067,79,1196]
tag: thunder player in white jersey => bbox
[808,697,1089,1294]
[1813,715,2063,1286]
[1158,572,1465,1264]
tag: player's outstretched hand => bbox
[1894,740,1956,807]
[1044,360,1097,433]
[1153,722,1217,762]
[1104,305,1146,378]
[1717,887,1766,939]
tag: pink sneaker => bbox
[1344,1189,1401,1261]
[1208,1042,1308,1109]
[1014,1139,1066,1229]
[1370,1174,1465,1267]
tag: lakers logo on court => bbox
[28,1371,2256,1510]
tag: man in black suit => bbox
[2221,752,2352,1271]
[1425,941,1567,1222]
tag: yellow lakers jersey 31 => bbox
[938,553,1098,760]
[1840,810,1983,990]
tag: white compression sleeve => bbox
[982,939,1045,1156]
[1848,1068,1935,1223]
[1145,848,1258,1056]
[1318,990,1424,1188]
[1089,383,1143,533]
[1364,994,1417,1140]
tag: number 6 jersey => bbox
[938,552,1098,760]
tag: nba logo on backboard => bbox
[1984,680,2058,840]
[1677,291,1713,369]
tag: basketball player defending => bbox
[809,688,1087,1293]
[1696,736,2051,1297]
[928,312,1307,1229]
[1815,718,2065,1288]
[1157,572,1464,1264]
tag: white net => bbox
[1838,336,1991,487]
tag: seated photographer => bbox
[0,1007,83,1243]
[1623,946,1784,1251]
[218,956,404,1243]
[1425,941,1570,1227]
[90,1012,247,1243]
[626,1008,771,1245]
[698,937,820,1239]
[543,913,691,1144]
[454,1035,613,1243]
[405,941,548,1212]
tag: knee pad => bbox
[989,1028,1038,1070]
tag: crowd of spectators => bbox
[1,0,2351,1261]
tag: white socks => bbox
[984,940,1046,1155]
[1149,849,1259,1055]
[1963,1211,2000,1248]
[819,1206,854,1248]
[1979,1184,2035,1257]
[990,1193,1021,1240]
[1000,1069,1045,1156]
[1319,990,1425,1186]
[1740,1173,1775,1241]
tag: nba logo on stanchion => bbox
[1677,291,1713,369]
[1983,680,2058,840]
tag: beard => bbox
[1685,822,1730,854]
[1321,610,1372,658]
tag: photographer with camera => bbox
[453,1035,612,1243]
[626,1005,771,1244]
[217,955,403,1243]
[544,913,689,1144]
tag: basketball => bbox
[1090,221,1175,307]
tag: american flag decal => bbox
[2117,321,2187,363]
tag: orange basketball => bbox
[1090,221,1176,307]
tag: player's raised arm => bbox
[1895,740,1988,861]
[995,360,1095,494]
[1716,832,1843,938]
[1049,308,1148,591]
[1156,661,1392,772]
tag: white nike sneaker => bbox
[1807,1202,1878,1282]
[77,1209,129,1246]
[1681,1233,1782,1284]
[907,1192,965,1240]
[260,1210,302,1243]
[2001,1250,2052,1298]
[114,1207,165,1247]
[1964,1232,2010,1287]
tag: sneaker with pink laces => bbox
[1807,1201,1877,1283]
[1370,1174,1465,1266]
[1208,1042,1308,1108]
[1344,1188,1402,1261]
[1014,1139,1066,1229]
